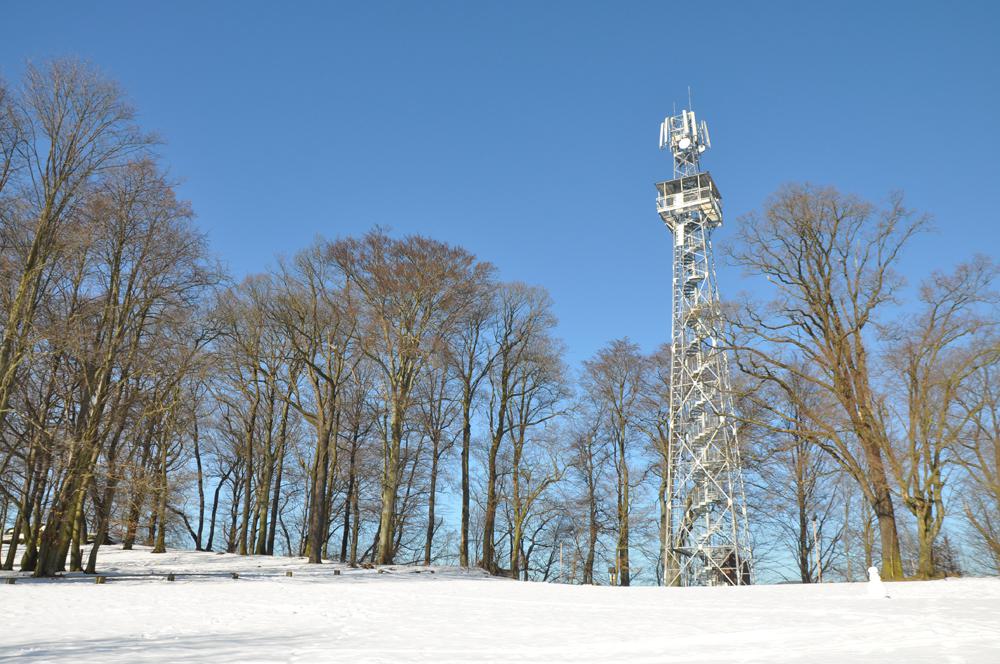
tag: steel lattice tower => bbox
[655,105,753,586]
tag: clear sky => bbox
[3,1,998,366]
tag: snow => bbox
[2,547,1000,663]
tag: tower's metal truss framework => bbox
[655,107,753,586]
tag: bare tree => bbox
[32,158,215,576]
[213,278,268,556]
[564,404,606,584]
[0,76,19,199]
[748,373,844,582]
[0,61,153,436]
[581,339,649,586]
[642,343,674,584]
[883,257,999,577]
[481,283,557,573]
[328,231,484,564]
[415,353,460,565]
[337,360,378,565]
[727,185,926,580]
[268,245,358,563]
[958,362,1000,573]
[507,335,566,578]
[446,272,497,567]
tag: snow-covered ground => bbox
[2,547,999,663]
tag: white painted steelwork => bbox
[656,105,753,587]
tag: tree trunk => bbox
[866,452,903,580]
[238,393,259,556]
[86,463,122,573]
[3,442,39,570]
[375,400,404,565]
[69,504,86,572]
[205,474,227,552]
[424,437,440,566]
[267,400,290,555]
[511,520,523,580]
[350,476,361,566]
[340,437,357,563]
[193,419,205,550]
[617,466,630,587]
[306,422,333,564]
[584,465,598,585]
[122,433,155,551]
[915,505,938,579]
[482,390,508,573]
[460,390,473,567]
[152,433,169,554]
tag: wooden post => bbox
[231,572,239,579]
[285,571,293,577]
[167,573,176,582]
[95,576,107,584]
[333,570,341,576]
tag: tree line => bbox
[0,61,997,583]
[729,187,1000,581]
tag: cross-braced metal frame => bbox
[655,107,753,587]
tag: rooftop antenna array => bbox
[654,100,753,587]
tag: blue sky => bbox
[3,1,998,366]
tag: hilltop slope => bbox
[2,546,999,663]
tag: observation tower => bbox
[655,105,753,586]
